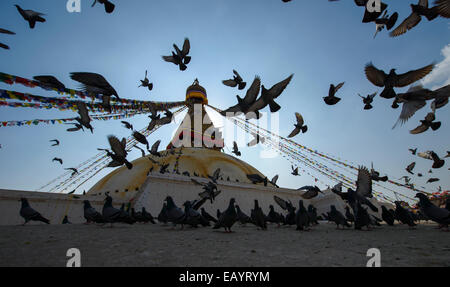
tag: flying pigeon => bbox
[147,110,173,131]
[74,101,93,133]
[91,0,115,14]
[231,141,241,156]
[65,168,79,177]
[200,208,217,223]
[298,185,322,199]
[392,85,435,128]
[121,121,133,130]
[269,175,279,188]
[381,205,395,226]
[291,165,299,176]
[70,72,119,99]
[104,135,133,169]
[390,0,445,37]
[83,200,104,224]
[19,198,50,225]
[162,38,191,71]
[221,76,261,118]
[373,10,398,38]
[409,112,441,134]
[52,157,63,165]
[430,151,445,168]
[50,139,60,146]
[406,162,416,175]
[34,76,66,91]
[409,148,417,155]
[365,62,434,99]
[358,92,377,110]
[138,70,153,91]
[65,123,84,132]
[149,140,161,157]
[248,74,293,113]
[223,70,247,90]
[15,5,46,29]
[132,131,150,151]
[323,82,345,105]
[426,178,440,183]
[288,113,307,137]
[246,174,268,186]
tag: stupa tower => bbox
[167,79,224,150]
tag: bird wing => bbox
[233,70,243,82]
[335,82,345,93]
[407,162,416,171]
[33,75,65,90]
[243,76,261,105]
[267,74,294,99]
[151,140,161,154]
[365,63,387,87]
[271,175,279,184]
[0,42,9,50]
[395,64,434,87]
[233,141,239,151]
[410,123,428,134]
[0,28,15,35]
[356,166,372,197]
[368,92,377,100]
[295,112,304,126]
[191,178,206,187]
[182,38,190,56]
[273,195,289,211]
[288,127,301,138]
[107,135,126,158]
[435,0,450,18]
[390,12,422,37]
[212,168,221,180]
[222,103,242,115]
[222,79,237,87]
[76,101,90,122]
[247,96,267,112]
[162,55,178,64]
[247,174,263,182]
[392,100,426,128]
[70,72,115,94]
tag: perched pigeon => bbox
[354,202,372,230]
[345,206,355,223]
[223,70,246,90]
[213,198,238,232]
[329,205,351,229]
[141,207,156,224]
[83,200,104,224]
[164,196,185,228]
[19,198,50,225]
[295,200,310,231]
[288,113,307,137]
[102,196,135,225]
[247,174,268,186]
[323,82,345,105]
[62,215,71,224]
[251,200,267,230]
[381,205,395,226]
[235,205,252,225]
[157,203,168,224]
[365,62,434,99]
[182,201,209,227]
[394,201,416,228]
[416,193,450,228]
[15,5,46,29]
[307,204,319,225]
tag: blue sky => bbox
[0,1,449,201]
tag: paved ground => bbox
[0,221,449,267]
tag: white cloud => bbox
[422,44,450,89]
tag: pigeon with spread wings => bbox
[324,82,345,105]
[221,76,261,118]
[223,70,247,90]
[288,113,307,138]
[248,74,293,113]
[409,112,441,134]
[365,62,434,99]
[15,5,46,29]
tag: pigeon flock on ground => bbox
[1,1,449,232]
